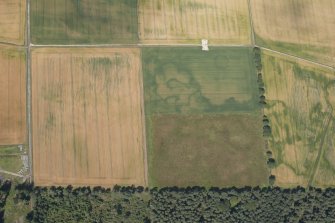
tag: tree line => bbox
[253,47,276,186]
[9,183,335,223]
[0,180,11,222]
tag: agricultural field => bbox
[0,145,27,174]
[30,0,138,44]
[150,114,268,187]
[139,0,251,44]
[251,0,335,67]
[0,0,26,45]
[142,47,258,115]
[143,47,268,187]
[0,45,26,145]
[0,146,21,173]
[31,47,147,186]
[262,50,335,187]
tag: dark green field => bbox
[31,0,138,44]
[142,47,268,187]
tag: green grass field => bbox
[31,0,138,44]
[262,50,335,187]
[0,146,23,173]
[142,47,258,115]
[143,47,268,187]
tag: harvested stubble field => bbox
[31,47,147,186]
[0,0,26,45]
[143,47,268,186]
[31,0,138,44]
[251,0,335,66]
[0,45,26,145]
[139,0,251,44]
[262,50,335,187]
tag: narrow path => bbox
[30,43,253,48]
[138,50,149,186]
[0,153,24,157]
[30,44,334,70]
[0,41,25,47]
[0,169,24,178]
[259,46,334,70]
[308,109,333,186]
[247,0,256,45]
[26,0,33,183]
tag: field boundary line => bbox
[139,49,149,186]
[30,43,254,48]
[29,45,334,71]
[0,169,24,178]
[259,47,335,70]
[0,41,26,47]
[26,0,33,184]
[247,0,255,45]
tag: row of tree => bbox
[253,47,276,187]
[12,183,335,223]
[0,180,11,221]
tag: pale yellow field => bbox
[262,50,335,187]
[139,0,251,44]
[251,0,335,66]
[0,45,26,145]
[32,48,147,186]
[0,0,26,45]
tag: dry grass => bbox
[139,0,251,44]
[149,114,268,187]
[262,50,335,187]
[0,0,26,45]
[32,47,147,186]
[0,45,26,145]
[251,0,335,66]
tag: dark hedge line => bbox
[12,184,335,223]
[0,180,11,222]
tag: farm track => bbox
[247,0,255,45]
[29,43,334,70]
[30,43,253,48]
[138,49,149,186]
[0,169,24,178]
[0,41,23,47]
[259,47,334,70]
[26,0,32,183]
